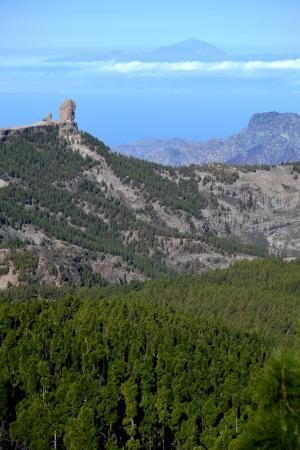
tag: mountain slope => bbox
[0,258,299,449]
[115,111,300,166]
[0,122,299,289]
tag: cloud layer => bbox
[1,57,300,77]
[87,58,300,75]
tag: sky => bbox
[1,0,300,144]
[1,0,300,53]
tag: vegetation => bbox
[0,258,299,449]
[0,128,172,278]
[292,161,300,174]
[0,127,298,448]
[0,297,267,449]
[0,127,269,289]
[200,232,268,258]
[230,348,300,449]
[237,164,272,173]
[82,133,210,218]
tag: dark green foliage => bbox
[237,164,272,173]
[0,127,270,287]
[0,129,171,278]
[0,259,299,448]
[0,265,9,276]
[0,128,298,450]
[178,163,239,185]
[81,133,209,218]
[200,232,268,257]
[230,350,300,450]
[0,237,26,249]
[0,296,267,450]
[292,162,300,174]
[131,258,300,340]
[10,249,39,282]
[0,126,93,181]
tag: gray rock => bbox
[59,99,76,122]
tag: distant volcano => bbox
[46,38,227,63]
[138,38,227,61]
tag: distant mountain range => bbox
[47,38,300,63]
[114,112,300,166]
[47,39,227,63]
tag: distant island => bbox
[47,37,300,63]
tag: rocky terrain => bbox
[115,111,300,166]
[0,102,299,289]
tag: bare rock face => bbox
[59,99,76,122]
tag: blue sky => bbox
[1,0,300,144]
[1,0,300,53]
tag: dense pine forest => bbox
[0,259,300,449]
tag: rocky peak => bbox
[247,111,300,136]
[59,99,76,122]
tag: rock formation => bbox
[43,113,53,123]
[59,99,76,122]
[0,100,78,143]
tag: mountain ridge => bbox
[114,111,300,166]
[0,104,299,290]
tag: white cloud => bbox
[1,56,300,77]
[79,58,300,75]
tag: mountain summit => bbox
[47,39,226,63]
[141,38,226,61]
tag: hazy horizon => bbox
[1,0,300,144]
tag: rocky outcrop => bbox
[59,99,76,122]
[0,100,78,142]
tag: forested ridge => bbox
[0,125,284,288]
[0,259,300,449]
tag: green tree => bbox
[230,351,300,450]
[64,406,98,450]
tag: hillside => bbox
[1,258,299,449]
[115,111,300,166]
[0,120,299,289]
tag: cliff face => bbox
[114,111,300,166]
[0,123,299,289]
